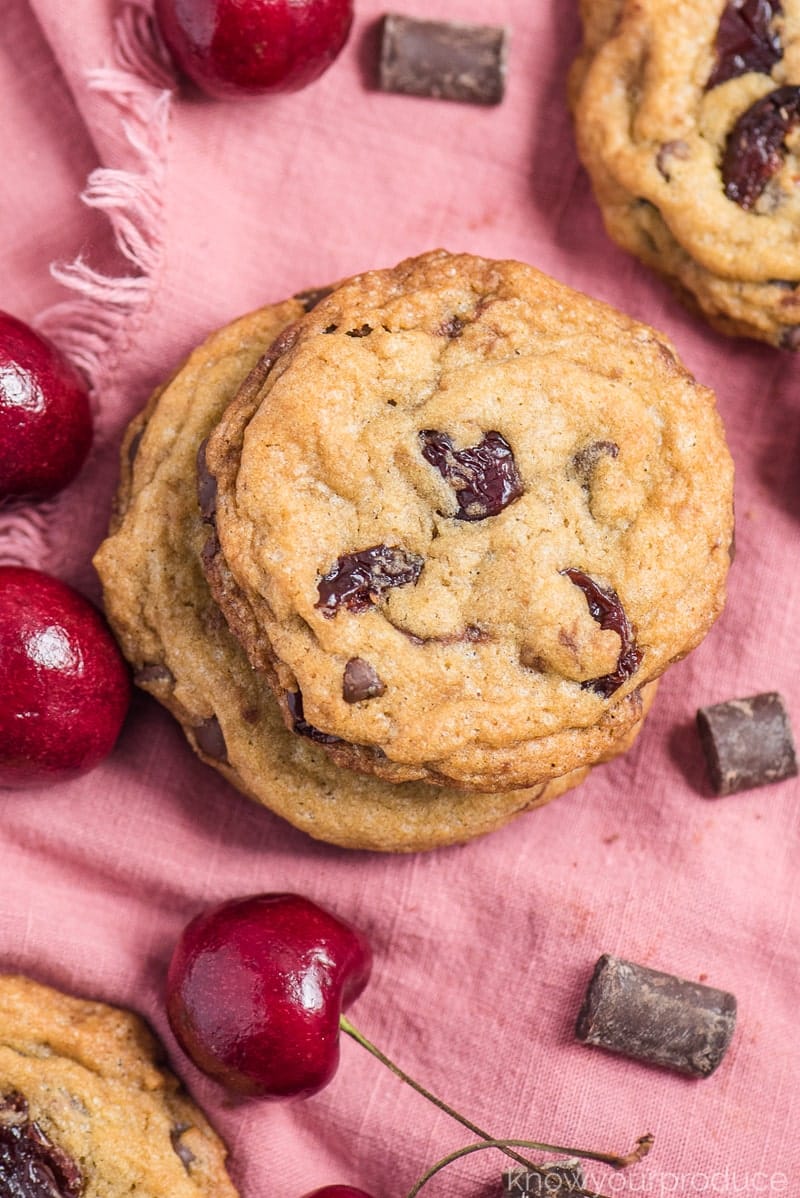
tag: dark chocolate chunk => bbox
[294,285,333,312]
[196,438,217,522]
[0,1092,84,1198]
[571,439,619,484]
[194,715,227,762]
[286,689,342,744]
[438,314,466,338]
[780,324,800,350]
[561,569,642,698]
[379,14,508,106]
[316,543,424,616]
[170,1124,196,1173]
[127,427,144,467]
[655,139,690,180]
[707,0,782,91]
[343,657,386,703]
[420,429,523,520]
[134,663,175,686]
[503,1162,585,1197]
[696,691,798,795]
[722,85,800,209]
[575,955,737,1077]
[345,324,372,338]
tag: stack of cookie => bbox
[95,251,734,851]
[570,0,800,348]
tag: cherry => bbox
[0,313,91,501]
[154,0,354,99]
[0,567,130,788]
[167,895,654,1198]
[166,893,372,1097]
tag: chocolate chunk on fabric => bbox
[0,1092,84,1197]
[420,429,523,520]
[696,691,798,795]
[379,14,509,105]
[575,954,737,1077]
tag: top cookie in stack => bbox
[198,251,732,793]
[570,0,800,347]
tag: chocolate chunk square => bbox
[697,691,798,795]
[576,954,737,1077]
[379,14,509,105]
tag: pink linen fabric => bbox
[1,1,798,1195]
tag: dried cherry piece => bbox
[707,0,782,90]
[562,568,642,698]
[722,85,800,209]
[0,1092,83,1197]
[419,429,523,520]
[316,544,424,615]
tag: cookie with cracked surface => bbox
[0,974,237,1197]
[201,251,732,792]
[94,298,654,852]
[570,0,800,347]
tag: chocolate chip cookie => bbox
[201,251,733,792]
[570,0,800,347]
[0,974,237,1197]
[95,297,654,852]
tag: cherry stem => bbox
[405,1137,655,1198]
[340,1016,652,1189]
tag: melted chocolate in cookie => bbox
[707,0,782,91]
[723,86,800,209]
[419,429,523,520]
[0,1093,83,1198]
[286,690,342,743]
[316,545,424,615]
[572,439,619,484]
[562,569,642,698]
[343,657,386,703]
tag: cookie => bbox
[0,974,237,1197]
[570,0,800,347]
[202,250,733,791]
[94,297,654,852]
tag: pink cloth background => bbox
[1,1,798,1195]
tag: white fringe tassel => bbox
[1,0,174,568]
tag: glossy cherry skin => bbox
[0,313,92,500]
[167,893,372,1098]
[154,0,354,99]
[0,568,130,787]
[301,1189,374,1198]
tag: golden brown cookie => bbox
[0,974,237,1197]
[201,251,732,792]
[570,0,800,347]
[94,297,654,852]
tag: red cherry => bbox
[0,567,130,787]
[301,1190,374,1198]
[154,0,354,99]
[166,893,372,1097]
[0,313,92,500]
